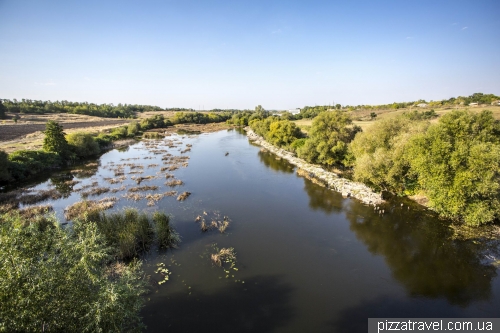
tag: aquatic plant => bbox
[128,185,159,192]
[81,186,110,198]
[177,191,191,201]
[18,188,63,205]
[19,205,53,219]
[166,179,184,187]
[210,247,236,267]
[64,197,118,221]
[152,212,180,249]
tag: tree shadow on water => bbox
[142,275,295,333]
[258,150,294,174]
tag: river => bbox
[7,128,500,332]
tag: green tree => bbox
[0,150,11,182]
[408,110,500,226]
[349,116,429,193]
[265,120,301,147]
[43,120,69,157]
[298,111,361,166]
[0,101,6,119]
[0,212,147,332]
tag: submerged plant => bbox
[210,247,236,267]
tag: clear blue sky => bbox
[1,0,499,110]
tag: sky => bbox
[0,0,499,110]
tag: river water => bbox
[9,129,500,332]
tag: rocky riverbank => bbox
[245,127,384,206]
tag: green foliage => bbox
[0,212,147,332]
[43,120,69,157]
[296,105,329,119]
[110,126,128,140]
[0,100,6,119]
[127,121,140,136]
[297,111,361,166]
[408,110,500,226]
[152,212,180,249]
[0,150,11,182]
[78,208,179,259]
[403,109,438,120]
[67,132,101,158]
[172,112,232,125]
[290,138,306,152]
[8,150,62,180]
[349,116,429,193]
[265,120,302,147]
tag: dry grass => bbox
[163,191,177,196]
[18,189,63,205]
[145,193,164,206]
[211,248,236,267]
[165,179,184,187]
[110,185,126,193]
[19,205,53,219]
[131,175,156,184]
[128,185,159,192]
[64,197,118,220]
[177,191,191,201]
[104,176,126,184]
[81,187,110,198]
[122,193,144,201]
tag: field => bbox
[0,113,129,153]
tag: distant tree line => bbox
[249,108,500,227]
[0,98,162,118]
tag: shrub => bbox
[265,120,302,147]
[0,212,147,332]
[110,126,128,140]
[67,132,101,158]
[408,110,500,226]
[349,116,429,193]
[127,121,140,136]
[8,150,62,180]
[297,111,361,167]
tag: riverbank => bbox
[245,127,384,206]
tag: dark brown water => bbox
[10,129,500,332]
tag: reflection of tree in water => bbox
[50,172,76,197]
[302,178,343,214]
[258,151,294,174]
[344,200,497,306]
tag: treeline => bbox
[172,111,233,124]
[250,109,500,227]
[0,98,162,118]
[345,92,500,111]
[287,92,500,120]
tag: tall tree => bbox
[43,121,69,157]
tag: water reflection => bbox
[142,275,294,333]
[50,172,76,197]
[343,199,497,306]
[257,150,294,174]
[302,177,343,214]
